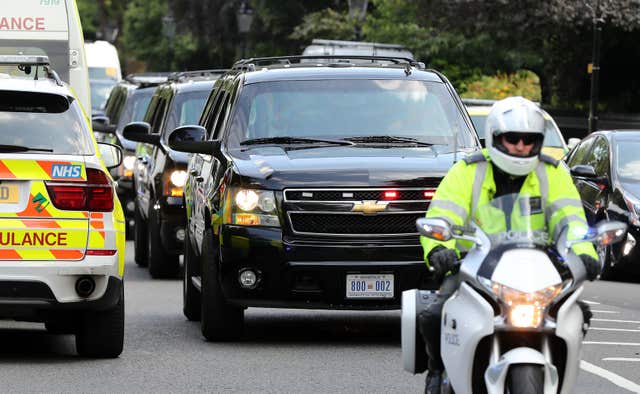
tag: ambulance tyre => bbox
[133,204,148,267]
[183,229,201,321]
[147,206,179,279]
[200,228,244,341]
[75,286,124,358]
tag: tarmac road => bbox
[0,242,638,393]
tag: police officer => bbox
[418,96,600,393]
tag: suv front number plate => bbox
[0,183,19,204]
[346,274,394,299]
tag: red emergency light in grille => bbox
[383,191,398,200]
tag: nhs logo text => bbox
[51,164,82,179]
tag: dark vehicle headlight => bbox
[225,188,280,227]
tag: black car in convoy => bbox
[165,56,480,340]
[565,130,640,278]
[123,70,225,278]
[92,73,169,237]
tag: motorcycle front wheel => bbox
[506,364,544,394]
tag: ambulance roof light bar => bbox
[0,55,63,86]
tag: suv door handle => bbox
[195,176,204,183]
[138,156,148,165]
[190,169,199,176]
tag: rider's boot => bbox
[425,369,443,394]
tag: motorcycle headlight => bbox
[227,189,280,227]
[170,170,188,188]
[490,282,563,328]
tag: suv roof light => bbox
[167,69,228,82]
[124,72,171,86]
[231,55,425,72]
[0,55,63,86]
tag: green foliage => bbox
[122,0,170,70]
[290,8,356,41]
[76,0,98,38]
[461,71,541,101]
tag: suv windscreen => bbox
[91,79,117,111]
[0,91,93,154]
[116,88,154,130]
[162,90,210,141]
[226,80,475,148]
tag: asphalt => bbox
[0,242,638,393]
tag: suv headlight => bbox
[482,279,563,328]
[225,188,280,227]
[170,170,188,188]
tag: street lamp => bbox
[588,0,603,134]
[162,11,176,70]
[348,0,369,40]
[236,1,254,59]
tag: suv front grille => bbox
[289,212,424,235]
[284,187,438,237]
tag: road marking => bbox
[583,300,601,305]
[583,341,640,346]
[592,310,620,314]
[590,327,640,333]
[603,358,640,362]
[592,318,640,324]
[580,360,640,392]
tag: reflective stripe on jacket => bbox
[421,149,597,266]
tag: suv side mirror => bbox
[122,122,159,145]
[570,164,596,178]
[567,138,580,150]
[92,115,116,133]
[168,125,222,157]
[98,142,123,170]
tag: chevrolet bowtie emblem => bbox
[351,200,389,214]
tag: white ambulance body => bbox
[0,0,91,113]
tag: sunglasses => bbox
[502,133,540,145]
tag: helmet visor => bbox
[502,132,543,146]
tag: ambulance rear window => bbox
[0,90,93,155]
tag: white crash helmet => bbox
[485,96,546,176]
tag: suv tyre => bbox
[133,203,148,267]
[183,229,201,321]
[75,286,125,358]
[200,228,244,341]
[147,204,179,278]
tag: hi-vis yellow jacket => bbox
[421,149,598,266]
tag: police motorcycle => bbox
[402,193,627,394]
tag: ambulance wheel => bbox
[183,229,201,321]
[147,206,179,279]
[75,286,124,358]
[200,228,244,341]
[133,204,148,267]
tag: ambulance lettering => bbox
[0,17,46,31]
[51,164,82,179]
[0,232,68,246]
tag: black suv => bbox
[123,70,226,278]
[92,73,169,237]
[167,56,480,340]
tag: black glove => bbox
[428,247,458,278]
[580,254,601,281]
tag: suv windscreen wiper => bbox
[240,136,354,146]
[343,135,434,147]
[0,144,54,153]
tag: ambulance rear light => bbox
[45,168,114,212]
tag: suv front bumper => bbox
[218,225,431,309]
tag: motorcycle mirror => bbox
[416,217,453,241]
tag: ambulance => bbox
[0,55,125,358]
[0,0,91,114]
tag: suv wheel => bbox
[133,203,148,267]
[201,228,244,341]
[147,205,179,279]
[75,285,125,358]
[183,229,201,321]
